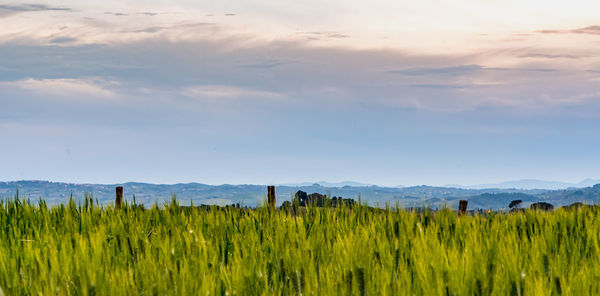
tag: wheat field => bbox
[0,195,598,295]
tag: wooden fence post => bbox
[267,186,276,209]
[116,186,123,209]
[458,200,468,216]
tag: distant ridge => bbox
[447,178,600,190]
[279,181,374,187]
[0,180,546,207]
[1,180,599,209]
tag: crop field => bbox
[0,195,599,295]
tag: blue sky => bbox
[1,0,599,186]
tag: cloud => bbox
[237,60,289,69]
[409,83,466,89]
[327,33,350,39]
[116,23,220,37]
[537,25,600,35]
[296,31,351,41]
[0,33,591,114]
[572,26,600,35]
[49,37,77,44]
[537,30,561,34]
[137,12,158,16]
[0,4,71,12]
[180,85,282,99]
[521,68,557,72]
[0,3,71,17]
[2,78,116,99]
[558,91,600,105]
[104,12,129,17]
[517,53,584,59]
[387,64,557,76]
[388,65,557,76]
[133,26,167,33]
[389,65,484,76]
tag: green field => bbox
[0,195,598,295]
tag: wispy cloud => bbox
[0,4,71,12]
[537,25,600,35]
[104,12,129,17]
[295,31,350,41]
[180,85,282,99]
[409,83,467,89]
[137,12,158,16]
[0,3,71,17]
[1,78,117,99]
[133,26,167,33]
[237,60,289,69]
[389,65,557,76]
[0,36,588,113]
[389,65,485,76]
[517,53,585,59]
[49,37,77,44]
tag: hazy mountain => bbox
[1,180,598,210]
[430,184,600,210]
[0,180,545,208]
[460,192,538,210]
[279,181,373,187]
[575,179,600,188]
[449,179,600,190]
[538,184,600,205]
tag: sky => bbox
[1,0,599,186]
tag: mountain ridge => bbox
[2,179,599,209]
[446,178,600,190]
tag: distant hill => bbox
[279,181,373,187]
[457,192,538,210]
[434,184,600,210]
[1,180,598,209]
[538,184,600,205]
[450,179,600,190]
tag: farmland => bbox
[1,195,599,295]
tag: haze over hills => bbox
[283,179,600,190]
[279,181,375,187]
[446,179,600,190]
[1,179,599,210]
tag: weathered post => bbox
[458,200,468,216]
[116,186,123,209]
[267,185,276,209]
